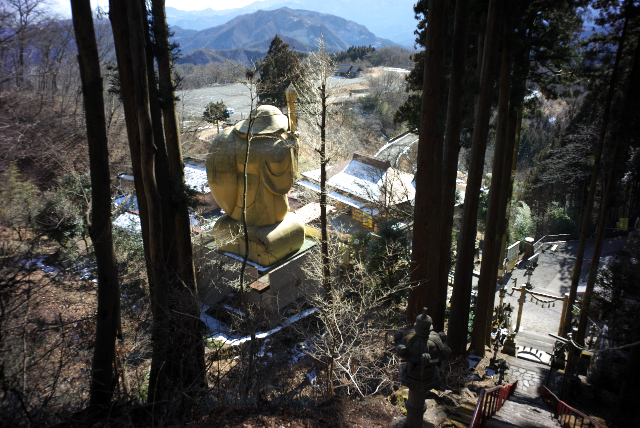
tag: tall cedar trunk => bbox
[576,135,621,345]
[484,57,527,344]
[472,13,486,119]
[472,16,513,350]
[151,0,198,293]
[495,110,523,273]
[440,0,471,355]
[140,2,180,279]
[70,0,120,407]
[140,0,204,393]
[111,0,171,400]
[494,75,525,285]
[320,82,330,297]
[151,0,205,393]
[451,0,502,354]
[407,0,447,326]
[561,14,629,337]
[577,30,640,344]
[108,0,154,296]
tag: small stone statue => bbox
[394,308,451,370]
[392,308,451,428]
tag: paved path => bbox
[485,392,559,428]
[471,237,630,338]
[505,352,555,396]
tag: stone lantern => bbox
[392,308,451,428]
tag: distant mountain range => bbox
[166,0,417,45]
[170,7,399,65]
[175,34,313,66]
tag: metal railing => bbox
[534,234,573,254]
[541,386,606,428]
[469,380,518,428]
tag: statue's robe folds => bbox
[206,124,304,266]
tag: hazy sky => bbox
[52,0,262,16]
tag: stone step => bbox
[516,346,551,365]
[445,401,477,427]
[515,330,557,354]
[505,356,554,396]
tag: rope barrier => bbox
[570,338,640,353]
[530,294,557,308]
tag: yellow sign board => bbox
[362,212,373,229]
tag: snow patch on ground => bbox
[204,307,318,346]
[21,257,60,273]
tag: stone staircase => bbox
[483,330,563,427]
[484,391,560,428]
[418,331,571,427]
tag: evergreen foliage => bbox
[392,50,424,133]
[34,172,92,250]
[545,201,575,235]
[257,35,305,109]
[334,45,376,63]
[203,100,230,123]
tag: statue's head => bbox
[414,307,433,338]
[234,105,289,138]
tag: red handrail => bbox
[468,380,518,428]
[541,386,606,428]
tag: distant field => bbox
[176,76,372,121]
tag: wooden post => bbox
[515,285,526,332]
[558,294,569,336]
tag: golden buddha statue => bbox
[205,102,304,266]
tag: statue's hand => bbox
[421,353,432,364]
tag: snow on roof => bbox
[382,67,410,73]
[113,212,141,232]
[113,194,138,212]
[184,162,210,194]
[301,159,415,206]
[328,191,367,209]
